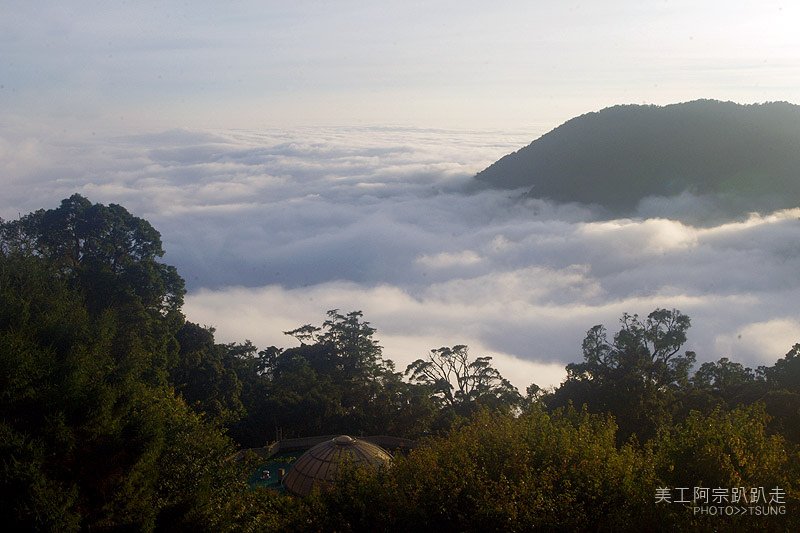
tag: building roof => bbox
[282,435,392,497]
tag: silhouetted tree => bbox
[406,345,521,415]
[548,309,695,442]
[1,193,184,315]
[231,310,436,442]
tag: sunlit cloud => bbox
[416,250,483,269]
[2,125,799,390]
[715,318,800,365]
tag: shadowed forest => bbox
[2,195,798,531]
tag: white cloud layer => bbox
[2,125,799,389]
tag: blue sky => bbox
[4,1,799,131]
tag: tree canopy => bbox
[406,345,522,414]
[2,196,799,530]
[547,309,696,442]
[0,244,241,530]
[1,193,184,316]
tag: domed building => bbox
[282,435,392,497]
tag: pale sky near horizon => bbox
[3,1,799,134]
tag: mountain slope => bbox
[474,100,800,215]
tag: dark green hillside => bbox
[474,100,800,215]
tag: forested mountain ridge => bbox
[474,100,800,216]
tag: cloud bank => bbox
[2,124,799,389]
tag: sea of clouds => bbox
[2,123,799,389]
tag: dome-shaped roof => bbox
[282,435,392,497]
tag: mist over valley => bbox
[3,105,799,389]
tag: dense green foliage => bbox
[547,309,696,443]
[247,405,797,531]
[2,195,798,530]
[407,345,522,409]
[0,212,243,530]
[474,100,800,218]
